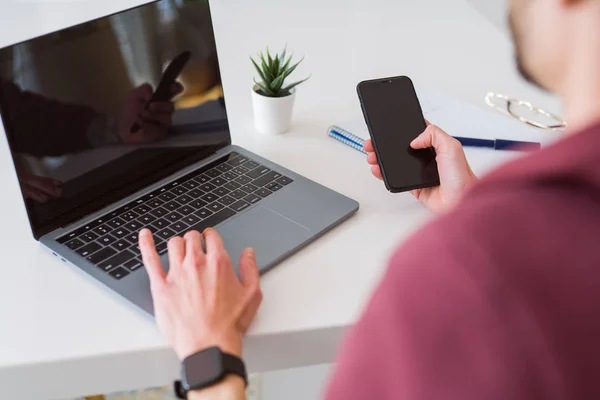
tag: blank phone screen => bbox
[359,77,439,191]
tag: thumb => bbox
[410,124,457,152]
[239,248,259,288]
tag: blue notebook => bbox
[327,125,368,154]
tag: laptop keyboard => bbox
[57,152,293,280]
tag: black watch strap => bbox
[174,347,247,399]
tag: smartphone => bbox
[357,76,440,193]
[130,50,191,134]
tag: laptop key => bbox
[229,190,246,200]
[121,211,139,221]
[164,201,182,211]
[158,192,176,202]
[246,166,270,179]
[152,218,170,230]
[183,215,201,225]
[253,171,282,187]
[166,211,183,222]
[194,208,213,219]
[150,206,168,218]
[170,221,189,233]
[109,267,130,280]
[87,247,117,264]
[276,176,294,186]
[244,160,260,170]
[266,182,283,192]
[240,183,259,194]
[211,177,227,187]
[201,193,218,203]
[106,217,126,229]
[200,182,217,192]
[178,205,194,215]
[234,175,252,185]
[208,202,225,212]
[65,238,84,250]
[230,200,251,212]
[223,181,241,191]
[206,168,222,178]
[99,234,117,246]
[112,228,130,239]
[112,240,131,251]
[147,198,164,208]
[176,194,193,204]
[76,242,101,257]
[126,232,139,243]
[218,195,236,206]
[80,231,99,243]
[213,187,230,197]
[125,221,143,231]
[138,214,157,225]
[124,258,144,272]
[98,250,134,271]
[216,163,234,173]
[243,193,261,204]
[172,186,188,196]
[133,204,150,215]
[190,199,208,209]
[194,174,210,184]
[255,188,273,198]
[232,166,250,175]
[182,180,199,190]
[188,189,204,198]
[93,224,112,236]
[157,228,176,240]
[188,208,236,232]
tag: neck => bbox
[557,19,600,134]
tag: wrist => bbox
[176,334,243,361]
[187,374,246,400]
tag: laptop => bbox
[0,0,358,315]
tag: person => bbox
[138,0,600,398]
[0,79,183,202]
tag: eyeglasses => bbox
[485,92,567,131]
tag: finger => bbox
[367,152,378,165]
[135,83,153,102]
[410,124,459,152]
[184,230,205,265]
[239,248,259,288]
[26,176,62,197]
[371,165,383,180]
[238,289,262,332]
[203,228,227,257]
[167,236,186,268]
[139,229,166,286]
[364,139,374,153]
[170,82,184,98]
[148,102,175,113]
[425,119,431,126]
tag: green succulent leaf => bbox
[251,46,309,96]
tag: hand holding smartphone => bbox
[130,50,191,134]
[357,76,440,193]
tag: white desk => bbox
[0,0,561,398]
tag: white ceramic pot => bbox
[251,86,296,135]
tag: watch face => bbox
[183,347,225,390]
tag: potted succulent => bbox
[251,47,309,135]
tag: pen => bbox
[453,136,541,152]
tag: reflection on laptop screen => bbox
[0,0,230,238]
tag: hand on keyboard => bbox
[139,228,262,361]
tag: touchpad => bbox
[216,205,311,273]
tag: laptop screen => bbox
[0,0,231,239]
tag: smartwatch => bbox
[174,347,247,399]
